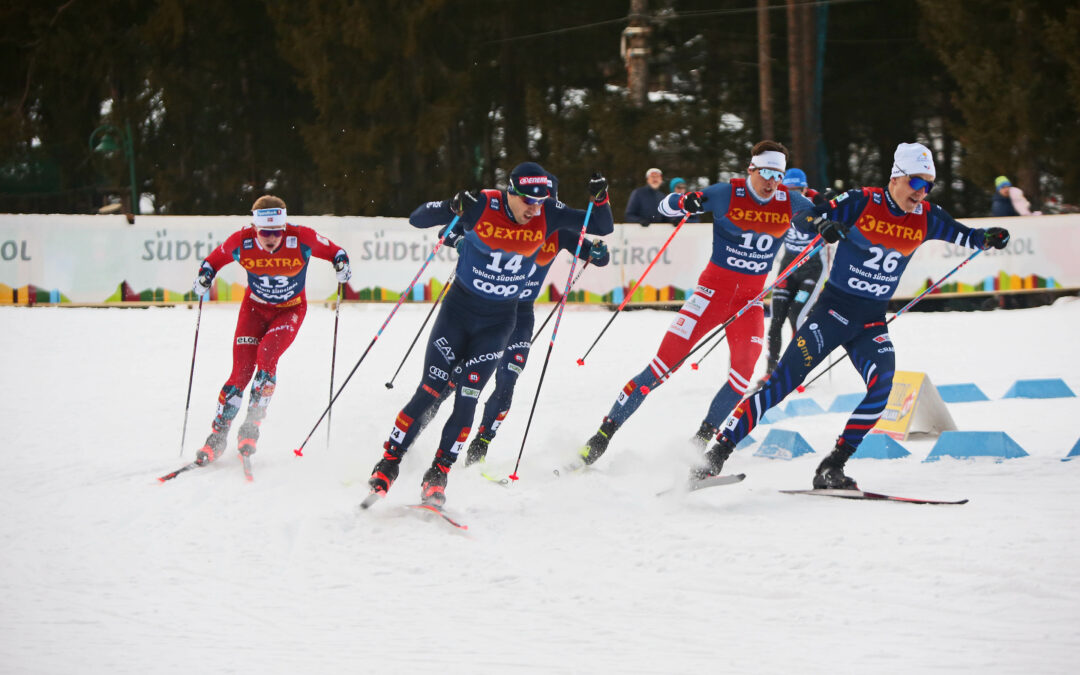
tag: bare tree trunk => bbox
[786,0,804,166]
[758,0,774,139]
[624,0,650,108]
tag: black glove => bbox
[588,173,608,203]
[440,223,464,249]
[982,227,1010,250]
[678,190,705,214]
[587,238,610,266]
[450,190,480,217]
[812,215,849,243]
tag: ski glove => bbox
[450,190,480,217]
[192,261,215,296]
[333,252,352,283]
[587,238,610,266]
[678,191,706,214]
[439,222,464,251]
[812,215,850,243]
[982,227,1010,250]
[588,173,609,204]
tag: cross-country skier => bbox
[576,141,826,467]
[368,162,613,507]
[696,142,1011,489]
[762,167,828,382]
[190,195,351,465]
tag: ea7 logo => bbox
[434,337,455,363]
[236,336,259,345]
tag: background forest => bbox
[2,0,1078,218]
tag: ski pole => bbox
[642,236,825,393]
[178,296,204,457]
[327,282,344,448]
[293,216,460,457]
[385,269,456,389]
[796,247,985,392]
[530,260,590,343]
[576,213,690,365]
[509,204,594,482]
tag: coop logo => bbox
[236,336,259,345]
[472,279,520,297]
[847,278,891,296]
[726,257,769,273]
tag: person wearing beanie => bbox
[574,140,822,471]
[366,161,614,509]
[698,141,1012,491]
[668,177,700,223]
[991,175,1040,217]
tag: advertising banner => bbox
[1,213,1076,304]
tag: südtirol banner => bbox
[1,213,1075,304]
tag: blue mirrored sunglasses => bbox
[907,175,934,193]
[757,168,785,181]
[512,188,548,205]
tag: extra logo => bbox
[236,336,259,345]
[434,337,455,363]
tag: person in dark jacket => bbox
[625,168,678,226]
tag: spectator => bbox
[991,175,1041,217]
[669,177,700,223]
[625,168,677,226]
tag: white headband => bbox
[750,150,786,172]
[252,207,287,230]
[890,142,936,179]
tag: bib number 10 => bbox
[739,232,774,252]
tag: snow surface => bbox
[2,298,1079,674]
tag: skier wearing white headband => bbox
[575,140,837,469]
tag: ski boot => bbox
[237,421,260,457]
[813,438,859,490]
[690,421,720,450]
[195,431,227,465]
[420,454,451,507]
[368,442,405,496]
[690,435,736,482]
[580,417,619,466]
[464,429,495,466]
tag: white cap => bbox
[891,142,936,179]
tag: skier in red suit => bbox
[190,195,351,465]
